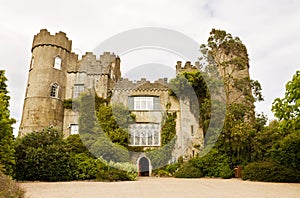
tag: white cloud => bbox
[0,0,299,136]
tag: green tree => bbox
[0,70,16,176]
[97,103,134,147]
[169,71,212,135]
[161,112,177,146]
[199,29,263,167]
[271,70,300,173]
[15,128,75,181]
[272,70,300,131]
[78,92,130,163]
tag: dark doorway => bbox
[139,157,150,176]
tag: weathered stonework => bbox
[19,29,253,166]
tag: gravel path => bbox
[20,177,300,198]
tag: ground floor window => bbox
[70,124,79,134]
[129,123,160,146]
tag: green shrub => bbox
[63,99,73,109]
[157,170,171,177]
[96,168,136,182]
[107,160,138,181]
[72,154,102,180]
[270,130,300,172]
[15,128,75,181]
[218,164,233,179]
[0,171,25,198]
[174,163,203,178]
[191,149,233,178]
[165,163,180,176]
[65,134,90,154]
[153,163,180,177]
[242,160,300,182]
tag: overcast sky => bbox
[0,0,299,136]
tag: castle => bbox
[19,29,252,175]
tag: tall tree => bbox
[271,70,300,173]
[0,70,16,176]
[200,29,263,166]
[272,70,300,132]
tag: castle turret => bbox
[19,29,73,136]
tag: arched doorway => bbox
[139,157,150,176]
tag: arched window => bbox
[54,56,62,70]
[50,83,59,98]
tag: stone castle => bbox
[19,29,252,174]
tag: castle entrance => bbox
[138,157,150,176]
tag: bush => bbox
[15,128,75,181]
[152,163,180,177]
[174,163,203,178]
[71,154,102,180]
[157,170,171,177]
[0,171,25,198]
[191,149,233,179]
[96,168,136,182]
[65,134,90,154]
[165,163,180,175]
[242,160,300,182]
[271,130,300,172]
[95,158,137,181]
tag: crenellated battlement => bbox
[32,29,72,52]
[113,77,169,91]
[176,61,200,75]
[79,51,119,63]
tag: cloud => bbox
[0,0,299,136]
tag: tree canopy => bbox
[272,70,300,131]
[0,70,15,176]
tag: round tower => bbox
[19,29,72,136]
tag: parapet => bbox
[176,61,200,74]
[113,78,169,91]
[100,52,118,64]
[32,29,72,52]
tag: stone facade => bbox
[19,29,203,162]
[19,29,253,166]
[19,29,120,136]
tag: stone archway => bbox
[138,157,150,176]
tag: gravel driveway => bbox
[20,177,300,198]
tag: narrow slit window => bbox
[54,56,62,70]
[30,56,34,69]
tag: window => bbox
[73,84,84,98]
[26,84,30,97]
[50,83,58,98]
[129,123,160,146]
[128,96,160,111]
[30,56,34,69]
[70,124,79,134]
[54,56,62,70]
[191,125,194,136]
[134,97,153,110]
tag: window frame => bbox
[128,96,160,111]
[50,83,59,98]
[53,56,62,70]
[129,123,161,146]
[73,84,84,98]
[134,97,153,110]
[70,124,79,135]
